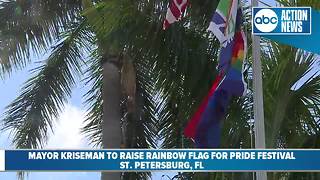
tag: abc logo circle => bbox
[254,9,278,33]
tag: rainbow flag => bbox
[184,6,247,148]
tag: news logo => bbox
[252,7,311,35]
[254,9,278,33]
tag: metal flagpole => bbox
[251,0,267,180]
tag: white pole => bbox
[251,0,267,180]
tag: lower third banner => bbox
[1,149,320,171]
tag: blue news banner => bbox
[1,149,320,171]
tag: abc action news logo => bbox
[252,7,311,35]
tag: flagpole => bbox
[251,0,267,180]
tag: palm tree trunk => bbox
[101,57,121,180]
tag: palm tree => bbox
[0,0,221,179]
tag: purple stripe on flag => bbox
[195,88,231,148]
[219,68,245,96]
[218,40,234,74]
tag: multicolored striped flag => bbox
[219,30,247,97]
[184,5,247,148]
[163,0,189,30]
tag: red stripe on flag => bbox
[181,2,188,14]
[184,74,223,138]
[163,0,189,30]
[232,32,244,59]
[163,20,170,30]
[170,2,182,19]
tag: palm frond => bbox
[1,20,91,149]
[80,0,222,150]
[131,53,158,148]
[81,49,103,147]
[122,172,150,180]
[276,0,320,10]
[0,0,82,76]
[261,43,320,148]
[155,28,220,148]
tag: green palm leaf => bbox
[1,20,91,149]
[0,0,82,76]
